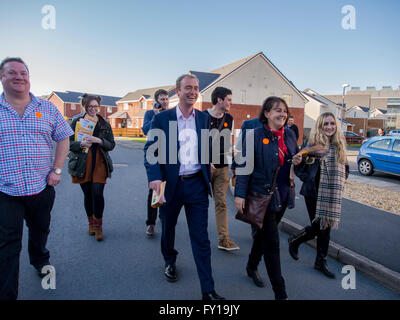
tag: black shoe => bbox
[202,291,225,300]
[34,262,52,278]
[164,264,177,282]
[314,258,336,279]
[288,235,300,261]
[246,265,265,287]
[288,228,313,261]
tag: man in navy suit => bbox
[144,74,224,300]
[142,89,169,237]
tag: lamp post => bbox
[341,83,350,120]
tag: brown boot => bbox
[93,217,103,241]
[88,216,95,236]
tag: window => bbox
[369,139,391,150]
[240,90,246,104]
[282,94,292,106]
[107,106,113,113]
[124,103,129,110]
[140,101,147,109]
[393,140,400,153]
[127,119,133,128]
[71,104,76,110]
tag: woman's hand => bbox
[234,197,245,213]
[85,136,103,144]
[80,139,92,148]
[292,153,302,166]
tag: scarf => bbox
[268,125,288,166]
[315,144,346,230]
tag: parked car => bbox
[357,136,400,176]
[388,129,400,136]
[344,131,364,144]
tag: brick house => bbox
[168,52,307,143]
[302,88,349,137]
[110,85,173,131]
[48,91,121,121]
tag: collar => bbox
[176,104,195,120]
[0,92,38,107]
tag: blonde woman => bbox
[289,112,349,278]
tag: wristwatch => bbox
[52,168,62,175]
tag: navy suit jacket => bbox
[142,109,156,136]
[144,107,212,202]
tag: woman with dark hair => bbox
[68,94,115,241]
[289,112,349,278]
[234,96,302,300]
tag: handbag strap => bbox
[261,128,281,193]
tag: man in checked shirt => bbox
[0,57,73,300]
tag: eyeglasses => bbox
[87,105,99,109]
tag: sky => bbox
[1,0,399,98]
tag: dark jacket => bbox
[234,125,299,199]
[143,107,212,202]
[294,143,350,199]
[142,109,156,136]
[68,114,115,178]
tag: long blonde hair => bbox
[309,112,347,164]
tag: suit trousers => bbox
[159,174,215,294]
[211,166,230,241]
[0,186,55,300]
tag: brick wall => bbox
[48,94,65,116]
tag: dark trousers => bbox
[146,188,158,226]
[159,175,214,294]
[0,186,55,300]
[80,182,105,219]
[247,205,287,300]
[304,196,331,258]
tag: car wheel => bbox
[358,159,374,176]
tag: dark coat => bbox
[294,144,350,199]
[142,109,156,136]
[143,107,212,202]
[234,125,299,199]
[68,114,115,178]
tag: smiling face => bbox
[0,61,30,96]
[176,76,199,108]
[322,115,336,137]
[85,99,100,117]
[157,94,169,110]
[218,94,232,112]
[264,101,288,130]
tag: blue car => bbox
[357,136,400,176]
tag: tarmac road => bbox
[16,141,399,299]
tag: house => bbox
[344,106,387,137]
[111,85,173,131]
[370,108,387,119]
[48,91,121,120]
[168,51,307,142]
[302,88,346,137]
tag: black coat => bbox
[68,114,115,178]
[235,125,299,199]
[294,147,350,199]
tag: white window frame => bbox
[71,104,77,110]
[140,101,147,110]
[240,90,246,104]
[124,103,129,111]
[127,119,133,128]
[107,106,113,113]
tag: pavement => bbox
[16,141,399,299]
